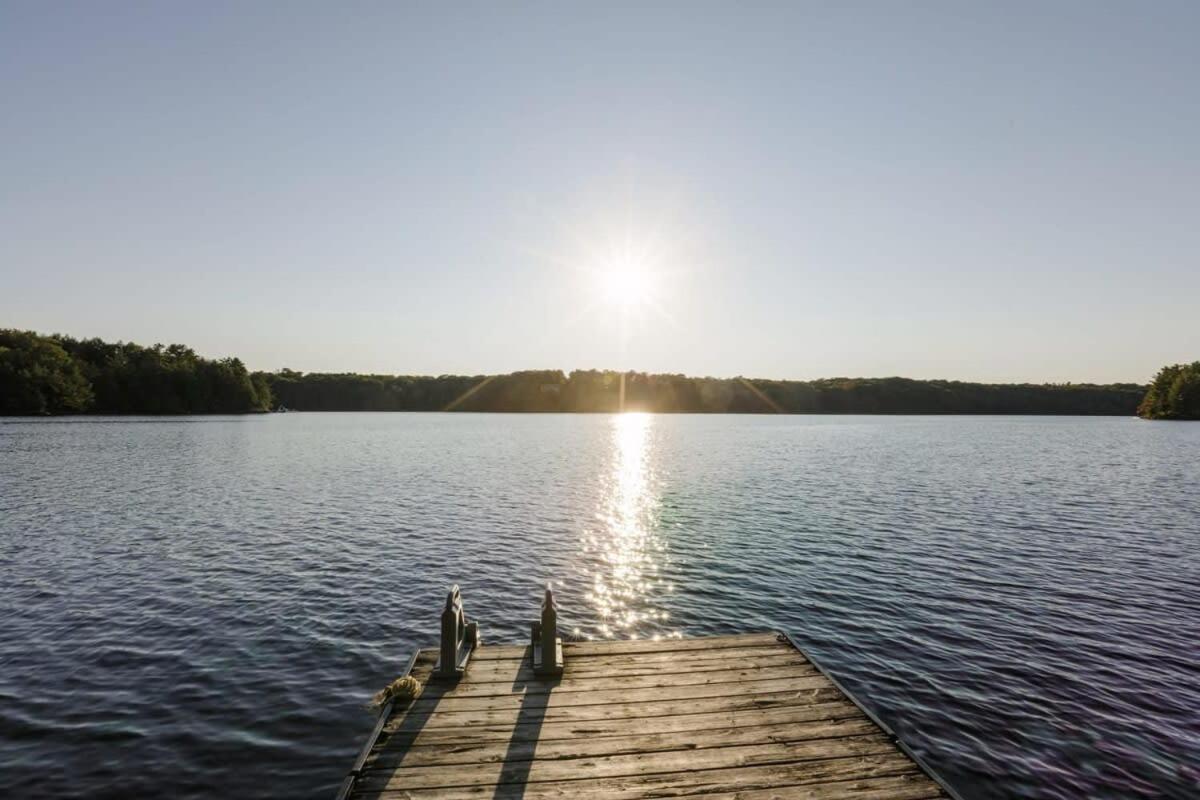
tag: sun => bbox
[566,219,677,329]
[601,261,654,309]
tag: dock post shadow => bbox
[492,648,561,800]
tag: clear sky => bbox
[2,2,1197,383]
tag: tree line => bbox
[1137,362,1200,420]
[265,368,1147,415]
[1,328,1181,417]
[0,329,270,415]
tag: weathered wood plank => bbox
[430,663,821,699]
[405,642,802,683]
[561,632,782,657]
[374,699,864,747]
[348,632,951,800]
[458,647,810,682]
[687,772,947,800]
[464,644,530,661]
[479,651,808,680]
[356,732,898,791]
[406,674,833,713]
[358,771,944,800]
[356,751,924,798]
[367,716,881,770]
[466,634,784,663]
[383,686,848,730]
[565,642,799,664]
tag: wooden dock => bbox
[338,615,957,799]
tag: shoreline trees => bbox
[0,330,271,415]
[262,369,1146,415]
[1137,363,1200,420]
[0,328,1176,417]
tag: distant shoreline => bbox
[263,369,1146,416]
[0,328,1164,417]
[0,409,1149,418]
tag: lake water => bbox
[1,413,1198,799]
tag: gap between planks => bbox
[464,632,783,662]
[356,770,944,800]
[418,663,823,699]
[375,699,865,747]
[458,647,811,679]
[403,674,834,713]
[382,686,850,730]
[366,716,884,770]
[355,745,923,794]
[351,632,948,800]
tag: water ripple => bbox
[1,413,1198,798]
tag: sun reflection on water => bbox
[578,413,680,641]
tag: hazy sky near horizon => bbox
[3,2,1197,383]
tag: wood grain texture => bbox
[461,646,811,682]
[434,663,823,698]
[356,755,932,799]
[383,685,851,730]
[346,632,948,800]
[376,699,865,747]
[366,717,882,770]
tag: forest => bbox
[265,368,1146,415]
[1137,362,1200,420]
[0,330,271,415]
[0,328,1168,417]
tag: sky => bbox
[2,2,1197,383]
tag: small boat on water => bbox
[335,585,962,800]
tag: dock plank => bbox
[356,753,929,799]
[461,647,811,681]
[405,674,834,712]
[343,632,951,800]
[375,699,865,747]
[355,732,898,791]
[366,716,881,769]
[384,685,849,729]
[436,663,822,698]
[561,632,782,656]
[358,772,945,800]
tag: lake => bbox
[1,413,1198,799]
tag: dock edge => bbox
[777,630,966,800]
[334,649,420,800]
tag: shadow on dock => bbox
[375,678,452,769]
[494,650,561,799]
[341,588,958,800]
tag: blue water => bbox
[1,413,1198,799]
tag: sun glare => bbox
[601,263,653,308]
[559,208,683,337]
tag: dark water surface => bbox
[2,414,1198,799]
